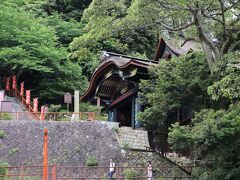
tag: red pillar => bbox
[12,75,16,90]
[6,77,10,91]
[33,98,38,113]
[51,164,57,180]
[43,128,48,180]
[26,90,31,105]
[20,82,24,96]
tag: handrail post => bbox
[80,112,82,120]
[43,128,48,180]
[20,166,24,180]
[52,164,57,180]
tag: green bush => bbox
[95,113,108,121]
[123,168,137,180]
[75,145,81,153]
[49,104,62,112]
[0,113,12,120]
[85,155,98,166]
[101,176,107,180]
[0,130,6,138]
[112,127,119,133]
[0,161,9,176]
[9,148,19,156]
[122,142,132,149]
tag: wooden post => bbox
[20,166,24,180]
[51,164,57,180]
[43,128,48,180]
[97,97,101,114]
[80,112,82,120]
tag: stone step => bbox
[5,96,27,112]
[117,126,150,150]
[3,96,32,120]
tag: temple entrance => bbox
[117,100,132,127]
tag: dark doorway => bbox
[117,100,132,127]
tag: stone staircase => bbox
[120,149,191,178]
[5,96,26,112]
[115,126,193,176]
[117,127,150,150]
[166,152,193,166]
[3,96,32,120]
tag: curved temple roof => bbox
[81,38,197,103]
[80,53,157,102]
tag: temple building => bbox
[81,38,196,128]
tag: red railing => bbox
[0,111,107,121]
[5,88,40,120]
[0,165,193,179]
[0,165,43,179]
[3,88,107,121]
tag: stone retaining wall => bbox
[0,120,122,166]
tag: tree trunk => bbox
[201,41,216,72]
[193,9,221,73]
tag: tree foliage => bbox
[0,1,87,103]
[42,0,92,21]
[208,51,240,101]
[139,51,240,178]
[69,0,158,78]
[169,103,240,180]
[138,52,212,129]
[168,52,240,179]
[126,0,240,72]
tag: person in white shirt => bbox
[108,159,116,179]
[147,161,153,180]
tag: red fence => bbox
[5,88,41,120]
[0,165,43,179]
[3,88,107,121]
[0,165,193,179]
[0,111,107,121]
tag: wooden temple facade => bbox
[81,38,195,128]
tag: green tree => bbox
[168,52,240,179]
[138,52,212,129]
[169,103,240,180]
[44,13,84,46]
[43,0,92,21]
[126,0,240,72]
[0,1,87,102]
[208,51,240,102]
[0,2,63,77]
[70,0,158,78]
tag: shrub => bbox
[9,148,19,156]
[101,176,107,180]
[96,113,108,121]
[63,149,69,159]
[85,155,98,166]
[122,142,132,149]
[112,127,119,133]
[49,104,61,112]
[75,145,81,153]
[0,130,6,138]
[123,168,137,180]
[0,113,12,120]
[0,161,9,176]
